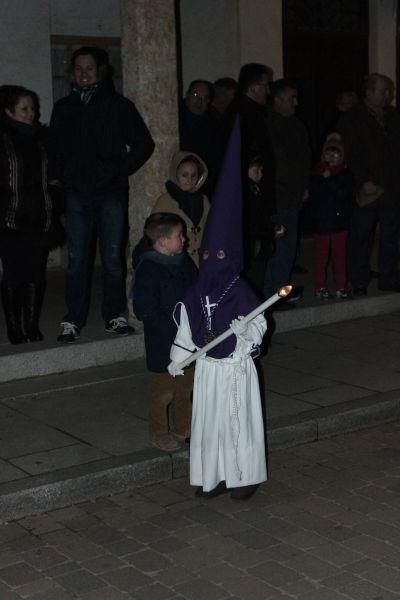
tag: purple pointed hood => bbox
[199,116,243,279]
[180,116,260,358]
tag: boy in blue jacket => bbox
[132,212,197,452]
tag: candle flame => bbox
[278,285,293,298]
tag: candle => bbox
[176,285,293,370]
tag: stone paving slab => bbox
[0,425,399,598]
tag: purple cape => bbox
[182,277,260,358]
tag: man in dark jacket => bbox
[263,79,311,300]
[236,63,276,288]
[336,73,400,294]
[50,46,154,342]
[179,80,218,194]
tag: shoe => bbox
[195,481,229,499]
[315,288,331,301]
[292,263,308,275]
[105,316,133,336]
[151,434,181,452]
[286,285,303,303]
[378,281,400,292]
[230,484,259,501]
[352,285,367,296]
[335,288,352,300]
[58,321,80,343]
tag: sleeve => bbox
[121,98,155,176]
[48,105,64,182]
[300,124,312,189]
[170,303,198,363]
[336,114,369,189]
[132,263,161,325]
[233,314,267,357]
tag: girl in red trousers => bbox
[310,134,354,300]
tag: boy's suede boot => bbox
[1,282,27,344]
[148,373,180,452]
[171,370,194,440]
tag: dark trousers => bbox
[348,203,400,287]
[0,233,48,285]
[64,191,127,329]
[313,231,348,291]
[263,207,300,297]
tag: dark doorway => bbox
[397,0,400,107]
[282,0,369,156]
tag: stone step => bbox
[1,389,399,522]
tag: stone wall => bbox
[0,0,53,123]
[121,0,179,248]
[369,0,397,87]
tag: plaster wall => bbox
[50,0,121,37]
[179,0,283,90]
[0,0,53,123]
[179,0,239,91]
[238,0,283,79]
[369,0,397,83]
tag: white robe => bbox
[170,304,268,492]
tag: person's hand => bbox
[48,179,63,188]
[230,316,248,336]
[274,224,286,239]
[302,189,309,201]
[363,181,378,195]
[167,362,184,377]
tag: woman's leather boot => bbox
[23,282,45,342]
[1,282,27,344]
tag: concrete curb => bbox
[274,292,400,333]
[0,449,173,522]
[2,390,399,522]
[0,334,145,383]
[0,292,398,383]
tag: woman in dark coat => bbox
[0,85,59,343]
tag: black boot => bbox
[230,484,259,501]
[1,283,27,344]
[23,282,45,342]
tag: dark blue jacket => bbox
[132,250,197,372]
[50,83,154,194]
[310,168,354,234]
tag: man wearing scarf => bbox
[168,118,268,501]
[50,46,154,343]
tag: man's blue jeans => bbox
[263,207,300,298]
[64,191,127,329]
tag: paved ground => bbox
[0,423,399,599]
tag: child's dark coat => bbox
[132,250,197,372]
[310,168,354,234]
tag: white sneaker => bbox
[105,316,133,336]
[57,321,80,343]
